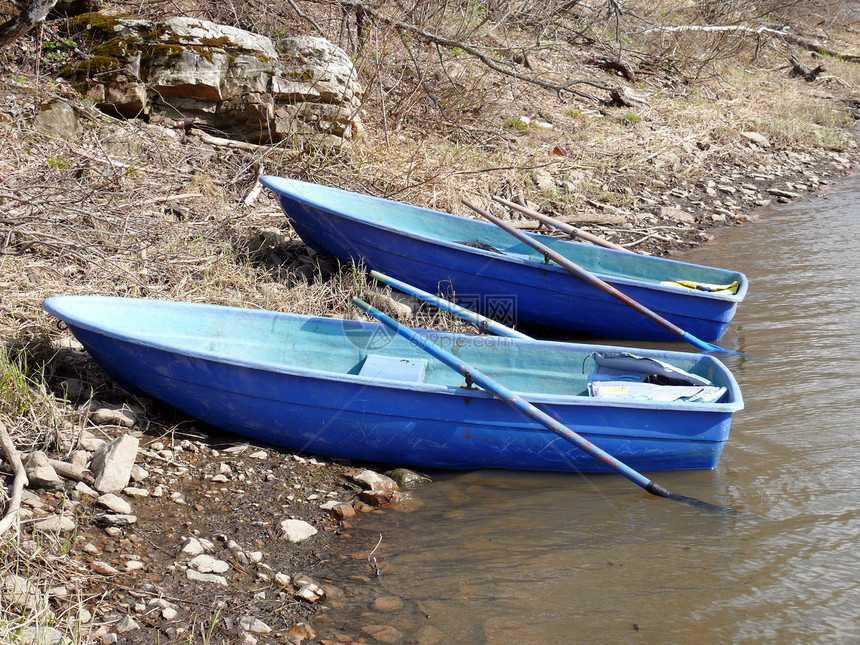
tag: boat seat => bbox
[359,355,428,383]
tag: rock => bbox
[659,206,695,224]
[248,450,267,459]
[125,560,144,572]
[741,131,770,147]
[116,615,140,633]
[373,595,404,612]
[180,537,207,556]
[34,515,76,533]
[280,519,318,543]
[20,625,65,644]
[63,14,363,145]
[238,615,271,634]
[350,469,396,491]
[768,188,801,199]
[78,429,106,451]
[162,606,178,620]
[533,169,556,192]
[2,574,47,615]
[332,502,355,520]
[361,624,404,643]
[25,451,62,488]
[90,434,139,493]
[288,622,316,641]
[100,513,137,526]
[70,450,91,468]
[35,99,80,139]
[274,572,291,587]
[129,464,149,481]
[186,569,228,586]
[385,468,432,489]
[189,554,230,574]
[97,492,132,514]
[90,561,120,575]
[90,405,137,428]
[123,486,149,497]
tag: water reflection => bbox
[321,175,860,643]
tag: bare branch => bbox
[0,419,29,537]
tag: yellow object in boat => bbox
[661,280,739,295]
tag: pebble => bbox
[186,569,228,586]
[90,561,120,575]
[97,493,132,515]
[75,481,99,497]
[34,515,76,533]
[280,519,318,543]
[116,615,140,633]
[238,615,272,634]
[123,486,149,497]
[102,514,137,526]
[162,606,178,620]
[189,554,230,574]
[180,537,207,556]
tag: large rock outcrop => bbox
[62,13,363,146]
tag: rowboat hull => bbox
[43,296,743,473]
[261,176,747,342]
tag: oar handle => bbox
[461,198,731,354]
[370,270,532,340]
[492,195,631,253]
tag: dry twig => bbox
[0,419,29,536]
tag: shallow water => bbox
[321,173,860,643]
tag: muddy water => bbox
[323,174,860,643]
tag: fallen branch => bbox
[0,419,29,537]
[48,458,93,484]
[789,54,824,82]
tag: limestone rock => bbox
[25,451,62,488]
[36,99,80,139]
[97,492,132,514]
[238,615,271,634]
[186,569,228,586]
[34,515,76,533]
[1,574,47,615]
[90,433,139,493]
[189,554,230,574]
[280,519,317,543]
[63,13,363,146]
[20,625,65,645]
[350,469,402,506]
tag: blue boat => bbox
[43,296,743,472]
[260,176,748,342]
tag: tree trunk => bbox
[0,0,59,49]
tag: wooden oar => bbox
[353,297,729,511]
[370,270,533,340]
[492,195,630,253]
[461,198,734,354]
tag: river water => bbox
[321,173,860,643]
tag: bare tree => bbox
[0,0,59,49]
